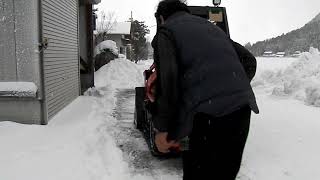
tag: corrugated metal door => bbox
[41,0,79,120]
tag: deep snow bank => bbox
[252,48,320,107]
[94,58,144,89]
[0,58,147,180]
[0,97,129,180]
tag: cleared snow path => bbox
[109,88,251,180]
[111,88,183,178]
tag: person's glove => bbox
[155,132,180,153]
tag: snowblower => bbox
[134,0,231,156]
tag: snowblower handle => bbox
[149,63,155,71]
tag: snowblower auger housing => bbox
[134,4,230,157]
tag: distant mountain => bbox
[247,13,320,56]
[310,13,320,23]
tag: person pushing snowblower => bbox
[135,0,259,179]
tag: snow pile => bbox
[94,58,144,89]
[255,57,296,74]
[136,59,153,66]
[94,40,119,57]
[0,82,37,97]
[252,47,320,107]
[0,96,144,180]
[0,57,154,180]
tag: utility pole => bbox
[129,11,133,22]
[126,11,134,61]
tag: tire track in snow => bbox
[112,88,183,178]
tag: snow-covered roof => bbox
[108,22,131,35]
[0,82,37,98]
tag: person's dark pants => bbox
[182,106,251,180]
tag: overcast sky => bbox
[95,0,320,45]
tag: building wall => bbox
[0,98,42,124]
[107,34,129,54]
[0,0,94,124]
[107,34,122,50]
[0,0,41,88]
[79,5,88,63]
[0,0,42,124]
[79,3,95,94]
[42,0,80,122]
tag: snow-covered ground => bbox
[253,48,320,107]
[1,49,320,180]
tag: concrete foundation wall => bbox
[0,98,41,124]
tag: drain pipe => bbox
[37,0,48,125]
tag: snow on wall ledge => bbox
[0,82,37,98]
[252,47,320,107]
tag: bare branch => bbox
[96,11,117,40]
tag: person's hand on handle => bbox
[155,132,180,153]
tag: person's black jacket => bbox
[232,41,257,81]
[152,12,259,140]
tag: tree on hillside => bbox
[244,42,252,49]
[248,17,320,56]
[131,20,150,62]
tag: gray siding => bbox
[42,0,79,120]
